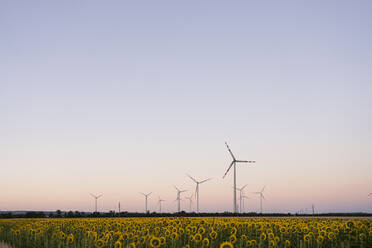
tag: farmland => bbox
[0,217,371,248]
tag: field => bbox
[0,217,371,248]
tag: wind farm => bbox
[1,1,372,247]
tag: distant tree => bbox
[55,210,62,218]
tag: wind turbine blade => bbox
[200,178,212,184]
[225,142,236,160]
[174,186,180,192]
[241,184,248,190]
[236,160,256,163]
[262,194,266,200]
[147,192,152,196]
[187,174,198,183]
[253,192,260,194]
[223,161,235,178]
[140,192,146,196]
[261,186,266,193]
[90,193,96,198]
[97,194,103,198]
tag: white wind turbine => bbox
[185,194,194,212]
[253,186,266,214]
[241,195,250,213]
[174,186,187,212]
[140,192,152,213]
[235,184,248,213]
[223,142,255,213]
[157,196,165,213]
[90,193,103,213]
[187,174,211,213]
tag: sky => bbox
[1,1,372,213]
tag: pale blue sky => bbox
[1,1,371,213]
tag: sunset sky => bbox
[1,1,372,213]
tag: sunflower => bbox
[229,234,237,244]
[198,227,206,235]
[194,233,203,243]
[114,241,122,248]
[95,239,105,248]
[346,221,354,228]
[230,227,237,235]
[149,237,161,248]
[268,232,274,240]
[220,241,234,248]
[241,234,247,240]
[268,240,275,248]
[317,236,324,244]
[304,234,311,242]
[159,236,166,245]
[328,232,335,240]
[170,232,179,241]
[260,232,267,241]
[128,242,136,248]
[284,240,291,247]
[210,231,218,240]
[67,234,74,244]
[202,237,210,247]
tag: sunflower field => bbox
[0,217,371,248]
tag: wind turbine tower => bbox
[158,197,165,213]
[185,194,194,212]
[140,192,152,213]
[235,184,248,213]
[118,202,121,213]
[174,186,187,212]
[241,195,250,213]
[223,142,255,213]
[253,186,266,214]
[90,193,103,213]
[187,174,211,213]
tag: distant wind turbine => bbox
[253,186,266,214]
[223,142,255,213]
[118,202,121,213]
[174,186,187,212]
[157,196,165,213]
[241,195,250,213]
[185,194,194,212]
[187,174,211,213]
[140,192,152,213]
[90,193,103,213]
[235,184,248,213]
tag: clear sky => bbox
[1,1,371,213]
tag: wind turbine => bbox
[90,193,103,213]
[187,174,211,213]
[223,142,255,213]
[185,194,194,212]
[118,202,121,213]
[157,196,165,213]
[140,192,152,213]
[235,184,248,213]
[253,186,266,214]
[241,195,250,213]
[369,193,372,196]
[174,186,187,212]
